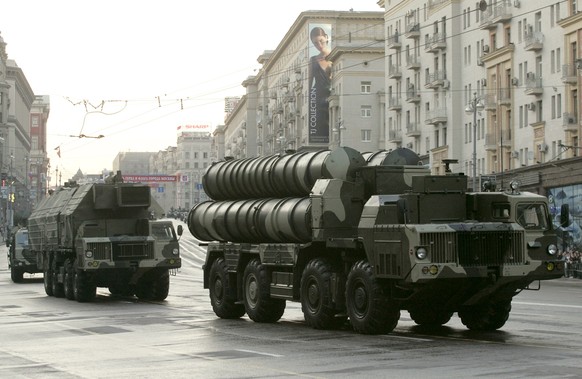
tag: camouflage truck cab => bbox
[189,148,566,335]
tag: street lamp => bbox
[465,92,484,191]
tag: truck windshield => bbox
[151,224,175,240]
[516,203,549,230]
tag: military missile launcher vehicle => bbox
[28,172,182,302]
[188,147,567,334]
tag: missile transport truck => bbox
[28,173,182,302]
[188,147,567,334]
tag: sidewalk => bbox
[0,244,8,272]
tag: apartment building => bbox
[174,131,212,210]
[216,10,386,160]
[380,0,581,182]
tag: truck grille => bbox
[420,230,525,266]
[87,241,154,261]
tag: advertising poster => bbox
[547,184,582,249]
[308,23,332,144]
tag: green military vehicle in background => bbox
[7,227,42,282]
[188,147,568,334]
[28,172,182,302]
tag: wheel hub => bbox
[307,282,320,308]
[354,286,368,312]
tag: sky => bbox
[0,0,381,181]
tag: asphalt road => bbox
[1,220,581,378]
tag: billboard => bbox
[308,23,332,144]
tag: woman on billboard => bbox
[308,25,332,144]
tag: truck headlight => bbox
[415,247,428,260]
[547,244,558,256]
[172,248,179,255]
[85,250,93,258]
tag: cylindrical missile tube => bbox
[188,197,312,243]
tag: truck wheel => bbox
[458,300,511,331]
[11,267,24,283]
[243,258,285,323]
[300,258,346,330]
[135,280,154,300]
[346,260,400,335]
[74,270,96,302]
[208,258,245,319]
[409,307,453,326]
[150,270,170,301]
[43,255,54,296]
[63,259,76,300]
[51,259,65,298]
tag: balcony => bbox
[406,122,421,137]
[563,112,579,131]
[424,71,446,89]
[498,88,512,106]
[524,74,543,96]
[406,54,421,70]
[406,88,421,103]
[388,129,402,143]
[483,94,497,111]
[425,108,447,125]
[480,2,512,29]
[388,96,402,111]
[424,33,446,53]
[387,33,401,50]
[484,134,497,151]
[404,22,420,39]
[524,32,543,51]
[388,64,402,79]
[562,63,579,84]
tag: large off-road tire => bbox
[458,300,512,331]
[208,257,245,319]
[150,269,170,301]
[11,267,24,283]
[346,260,400,335]
[43,255,54,296]
[51,258,65,298]
[63,259,76,300]
[300,258,346,330]
[74,270,96,303]
[242,258,285,323]
[135,280,154,300]
[409,307,453,326]
[135,270,169,301]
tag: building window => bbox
[31,116,39,128]
[361,129,371,142]
[361,81,371,93]
[361,105,372,118]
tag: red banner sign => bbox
[122,175,177,183]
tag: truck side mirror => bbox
[560,204,570,228]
